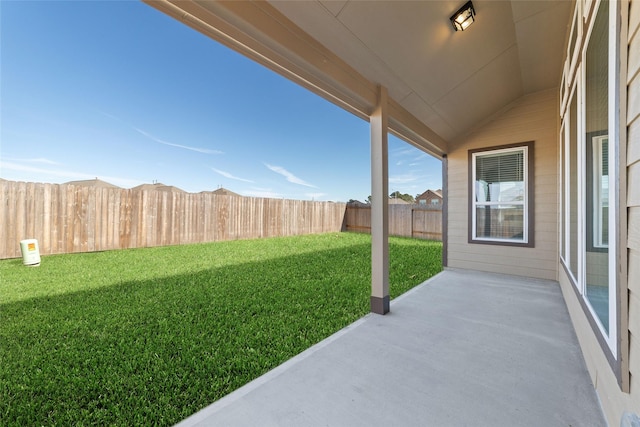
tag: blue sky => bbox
[0,1,442,203]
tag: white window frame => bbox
[584,0,595,21]
[566,0,583,85]
[562,75,582,288]
[470,145,530,245]
[560,58,569,118]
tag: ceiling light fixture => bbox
[450,1,476,31]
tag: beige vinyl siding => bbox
[446,89,558,280]
[630,247,640,405]
[559,1,640,424]
[627,0,640,418]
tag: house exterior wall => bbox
[629,0,640,415]
[416,191,442,207]
[557,1,640,425]
[445,89,559,281]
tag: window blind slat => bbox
[476,152,523,183]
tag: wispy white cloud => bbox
[97,110,124,122]
[3,157,61,165]
[389,173,420,185]
[391,146,431,168]
[1,161,81,178]
[391,147,417,157]
[97,111,223,155]
[413,152,431,161]
[211,168,254,183]
[133,127,223,155]
[264,163,317,188]
[391,146,436,164]
[0,161,142,188]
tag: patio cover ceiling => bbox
[144,0,572,158]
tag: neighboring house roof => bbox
[131,183,185,193]
[416,189,443,201]
[64,178,121,189]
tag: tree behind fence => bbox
[0,181,347,259]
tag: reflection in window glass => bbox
[585,0,609,332]
[475,206,524,240]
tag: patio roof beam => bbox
[370,85,390,315]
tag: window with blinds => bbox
[469,144,532,245]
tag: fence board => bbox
[87,186,96,252]
[51,184,61,254]
[14,182,26,253]
[65,185,75,252]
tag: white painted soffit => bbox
[142,0,449,158]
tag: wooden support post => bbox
[370,86,390,315]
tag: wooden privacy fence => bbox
[0,181,347,259]
[345,205,442,241]
[1,181,443,259]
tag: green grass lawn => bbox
[0,232,442,426]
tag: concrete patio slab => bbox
[176,269,606,427]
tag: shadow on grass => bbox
[1,240,442,426]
